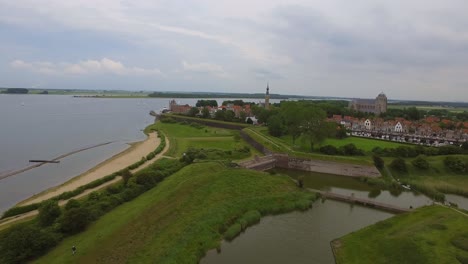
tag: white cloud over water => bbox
[10,58,162,76]
[2,0,468,100]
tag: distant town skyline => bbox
[1,1,468,101]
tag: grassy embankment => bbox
[155,121,260,160]
[36,162,316,264]
[333,205,468,264]
[244,127,374,165]
[247,126,468,199]
[385,155,468,199]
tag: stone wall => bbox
[273,154,380,178]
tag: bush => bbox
[411,156,430,170]
[320,145,338,155]
[64,199,81,211]
[339,143,365,156]
[38,200,61,227]
[390,158,407,172]
[0,223,59,263]
[60,207,91,234]
[224,223,242,241]
[444,156,467,173]
[373,155,385,170]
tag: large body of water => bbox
[0,95,275,213]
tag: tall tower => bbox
[375,92,387,114]
[265,83,270,110]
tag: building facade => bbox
[349,93,387,115]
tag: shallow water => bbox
[202,200,393,264]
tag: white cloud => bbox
[182,60,228,77]
[10,58,162,76]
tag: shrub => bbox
[339,143,365,156]
[373,155,385,170]
[224,223,242,241]
[411,156,430,170]
[444,156,467,173]
[60,207,91,234]
[0,223,59,263]
[64,199,81,211]
[38,200,61,227]
[390,158,407,172]
[320,145,338,155]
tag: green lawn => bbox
[334,205,468,264]
[386,155,468,198]
[156,122,259,159]
[36,162,315,264]
[244,127,373,165]
[321,137,409,152]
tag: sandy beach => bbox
[18,132,160,206]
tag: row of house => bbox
[168,99,254,119]
[329,115,468,142]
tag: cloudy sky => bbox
[1,0,468,101]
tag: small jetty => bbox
[313,190,411,214]
[29,160,60,163]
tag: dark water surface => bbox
[201,169,464,264]
[202,200,393,264]
[0,95,164,212]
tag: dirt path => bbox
[0,135,170,229]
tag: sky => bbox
[1,0,468,101]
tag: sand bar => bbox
[18,132,160,206]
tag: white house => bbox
[364,119,372,130]
[395,122,403,133]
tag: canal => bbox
[201,169,468,264]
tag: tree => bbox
[196,100,218,107]
[280,101,304,144]
[267,114,285,137]
[390,158,407,172]
[214,110,225,120]
[411,156,429,170]
[201,107,210,118]
[239,111,247,122]
[121,168,133,186]
[188,107,199,117]
[373,155,385,169]
[38,200,61,227]
[60,207,91,234]
[224,110,235,122]
[300,106,328,151]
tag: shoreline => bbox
[17,132,160,207]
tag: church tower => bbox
[265,83,270,110]
[375,92,388,114]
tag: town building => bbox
[265,83,270,110]
[169,99,191,114]
[349,93,388,114]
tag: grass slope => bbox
[386,155,468,198]
[156,122,260,158]
[334,206,468,264]
[244,127,373,165]
[36,162,315,264]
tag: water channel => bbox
[201,169,468,264]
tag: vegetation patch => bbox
[35,162,316,264]
[334,206,468,264]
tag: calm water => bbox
[0,95,280,213]
[202,169,468,264]
[202,200,393,264]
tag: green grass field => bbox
[386,155,468,198]
[244,127,374,165]
[334,205,468,264]
[156,122,259,158]
[36,162,315,264]
[321,137,409,152]
[388,104,468,113]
